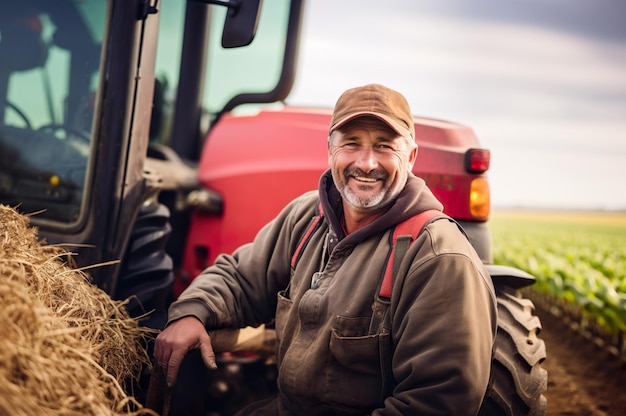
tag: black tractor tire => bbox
[114,199,175,329]
[479,286,548,416]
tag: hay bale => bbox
[0,205,158,415]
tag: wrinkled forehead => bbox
[331,116,415,148]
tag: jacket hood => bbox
[318,169,444,244]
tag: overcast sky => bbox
[287,0,626,210]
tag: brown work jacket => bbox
[168,170,497,415]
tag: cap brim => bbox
[330,111,412,138]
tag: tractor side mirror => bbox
[222,0,261,48]
[192,0,262,48]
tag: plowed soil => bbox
[532,299,626,416]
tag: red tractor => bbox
[176,108,493,294]
[0,0,546,414]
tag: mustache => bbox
[344,168,386,181]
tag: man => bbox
[155,84,497,415]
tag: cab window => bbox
[0,1,105,224]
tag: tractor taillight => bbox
[465,149,490,173]
[469,178,490,218]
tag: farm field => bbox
[490,209,626,415]
[491,209,626,345]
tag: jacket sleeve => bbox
[374,221,498,415]
[166,192,318,329]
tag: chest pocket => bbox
[326,315,390,409]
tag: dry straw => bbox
[0,205,158,416]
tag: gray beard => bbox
[340,183,395,213]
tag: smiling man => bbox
[328,86,418,231]
[155,84,497,415]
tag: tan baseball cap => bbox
[329,83,415,139]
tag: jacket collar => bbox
[318,169,444,245]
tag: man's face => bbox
[328,117,417,213]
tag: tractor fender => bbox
[486,264,536,290]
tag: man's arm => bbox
[153,192,319,386]
[377,251,497,415]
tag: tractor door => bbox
[0,0,159,293]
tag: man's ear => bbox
[408,144,418,168]
[327,135,333,166]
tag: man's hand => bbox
[154,316,218,387]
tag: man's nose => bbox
[354,147,378,172]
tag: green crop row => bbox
[490,210,626,335]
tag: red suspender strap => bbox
[378,209,447,299]
[291,202,324,269]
